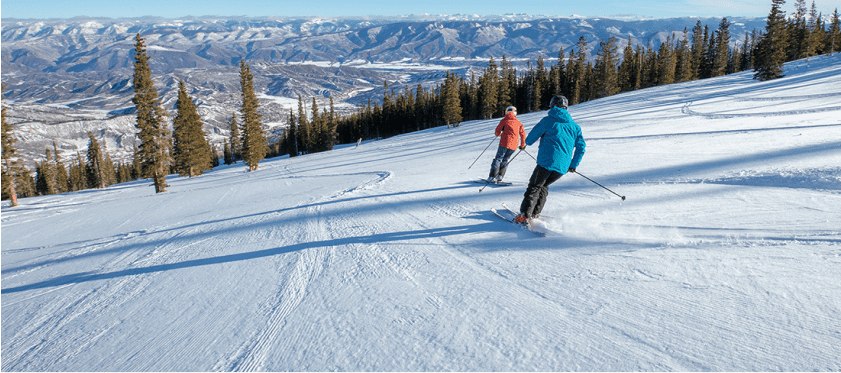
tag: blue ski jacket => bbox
[525,107,586,174]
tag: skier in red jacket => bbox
[487,106,526,184]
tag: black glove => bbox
[519,145,526,150]
[568,167,576,173]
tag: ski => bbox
[475,177,513,186]
[502,202,554,220]
[491,205,547,237]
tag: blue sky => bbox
[1,0,835,19]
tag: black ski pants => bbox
[519,165,562,218]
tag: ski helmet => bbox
[505,106,517,113]
[549,95,568,110]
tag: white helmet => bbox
[505,106,517,113]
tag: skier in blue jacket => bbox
[514,95,586,224]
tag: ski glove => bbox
[519,145,526,150]
[568,167,576,173]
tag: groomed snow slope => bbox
[2,54,840,371]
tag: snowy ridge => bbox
[2,54,840,371]
[1,15,772,167]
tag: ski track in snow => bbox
[3,54,841,371]
[216,170,394,371]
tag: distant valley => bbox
[1,15,765,166]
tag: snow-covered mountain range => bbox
[2,15,767,166]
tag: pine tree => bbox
[325,97,337,151]
[223,142,233,164]
[634,44,645,90]
[688,21,705,80]
[478,57,499,119]
[442,71,463,127]
[296,96,310,153]
[675,29,694,82]
[712,18,732,77]
[287,108,300,156]
[564,49,576,98]
[68,151,86,192]
[642,41,658,88]
[238,59,266,171]
[618,36,639,92]
[101,150,117,187]
[132,34,171,193]
[656,36,676,86]
[534,56,548,110]
[828,9,841,55]
[498,56,515,111]
[310,97,322,151]
[19,172,37,198]
[172,80,212,177]
[549,48,565,98]
[739,32,754,71]
[2,84,22,206]
[130,145,142,180]
[702,26,716,79]
[594,36,620,99]
[228,114,241,162]
[755,0,789,81]
[524,61,542,112]
[210,144,220,167]
[730,44,742,73]
[570,37,588,105]
[806,1,822,57]
[582,62,595,103]
[35,148,58,195]
[790,0,808,60]
[52,142,69,193]
[380,82,393,136]
[117,162,132,183]
[85,132,107,189]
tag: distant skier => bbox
[487,106,526,184]
[514,95,585,224]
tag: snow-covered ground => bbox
[3,55,840,371]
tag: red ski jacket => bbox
[494,112,526,150]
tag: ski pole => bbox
[468,136,498,170]
[523,148,537,161]
[525,149,625,200]
[574,172,626,201]
[479,149,522,192]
